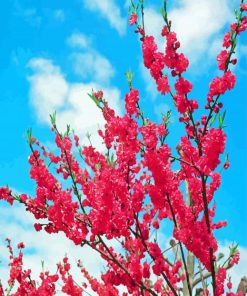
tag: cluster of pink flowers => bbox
[0,239,60,296]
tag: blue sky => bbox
[0,0,246,291]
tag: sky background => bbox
[0,0,246,292]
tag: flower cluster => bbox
[0,240,60,296]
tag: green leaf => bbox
[209,113,217,127]
[86,132,92,145]
[88,92,101,108]
[64,124,70,137]
[27,128,32,145]
[107,153,116,168]
[95,163,101,170]
[50,111,57,126]
[41,260,44,272]
[218,110,227,129]
[125,70,133,86]
[229,243,238,256]
[222,110,227,121]
[162,110,171,125]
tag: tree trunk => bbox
[237,276,247,295]
[182,251,195,295]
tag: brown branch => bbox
[132,212,178,295]
[193,263,233,288]
[166,193,193,296]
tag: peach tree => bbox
[0,0,247,295]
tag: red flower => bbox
[229,252,240,266]
[241,3,247,11]
[0,187,13,205]
[125,89,139,116]
[157,75,170,95]
[93,90,103,101]
[175,77,193,96]
[215,267,227,296]
[129,13,138,26]
[17,242,25,249]
[217,50,229,71]
[174,95,190,113]
[142,262,150,278]
[227,281,232,290]
[223,32,231,48]
[142,36,158,68]
[224,161,230,170]
[209,70,236,98]
[175,53,189,73]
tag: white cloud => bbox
[54,9,65,22]
[67,32,115,84]
[144,7,164,46]
[27,58,69,122]
[27,58,121,151]
[83,0,126,35]
[67,33,90,49]
[70,52,115,83]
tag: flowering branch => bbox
[0,1,246,295]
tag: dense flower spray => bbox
[0,0,246,295]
